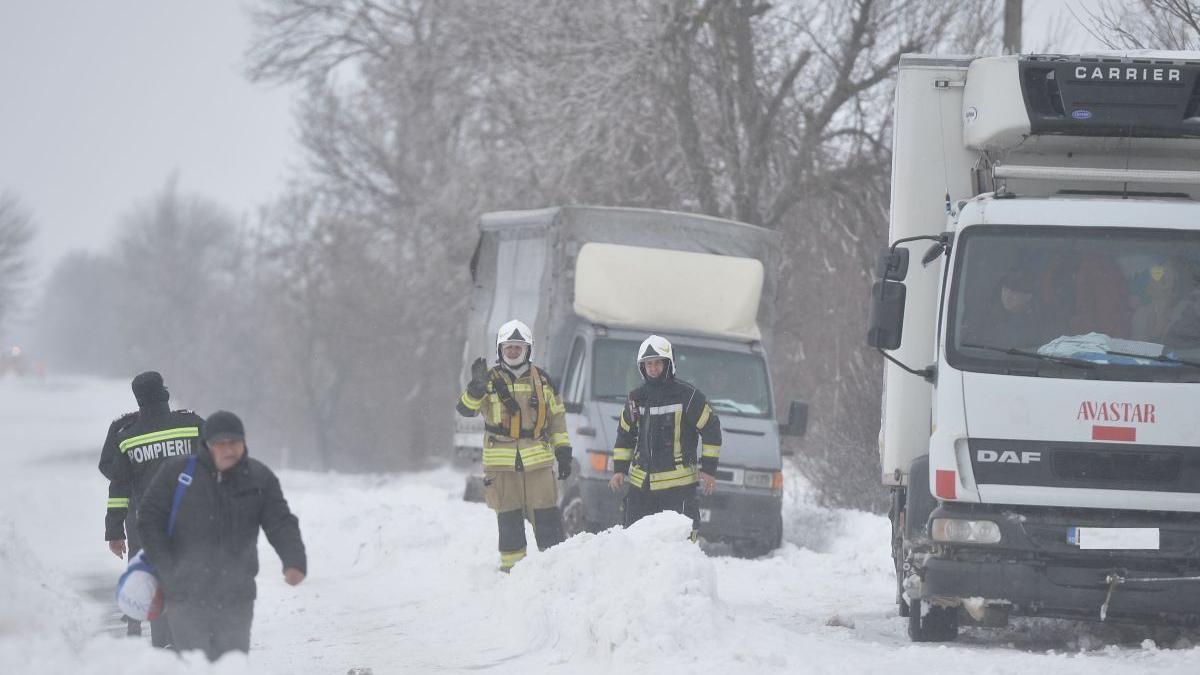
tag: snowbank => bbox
[500,512,725,664]
[0,511,252,674]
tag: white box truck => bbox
[457,206,808,556]
[869,53,1200,641]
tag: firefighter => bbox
[105,371,205,647]
[608,335,722,539]
[456,319,573,571]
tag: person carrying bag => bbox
[115,454,198,623]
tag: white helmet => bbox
[637,334,675,379]
[496,319,534,364]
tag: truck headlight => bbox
[744,470,774,489]
[931,518,1001,544]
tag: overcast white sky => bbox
[0,1,298,280]
[0,0,1113,286]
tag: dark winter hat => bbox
[131,371,169,407]
[203,410,245,445]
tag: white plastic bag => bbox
[116,550,163,621]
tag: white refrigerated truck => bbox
[869,53,1200,641]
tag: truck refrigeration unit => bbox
[868,53,1200,641]
[457,206,809,557]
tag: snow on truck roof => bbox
[479,205,774,239]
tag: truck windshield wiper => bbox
[960,342,1097,369]
[1104,350,1200,369]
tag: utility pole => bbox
[1003,0,1023,54]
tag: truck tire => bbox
[907,598,958,642]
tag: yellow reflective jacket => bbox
[456,364,569,471]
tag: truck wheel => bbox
[906,598,958,642]
[562,494,588,537]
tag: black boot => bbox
[126,617,142,637]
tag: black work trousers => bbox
[167,599,254,662]
[623,483,701,531]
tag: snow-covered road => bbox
[1,377,1197,674]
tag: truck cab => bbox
[869,53,1200,640]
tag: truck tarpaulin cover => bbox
[464,206,779,381]
[573,242,764,341]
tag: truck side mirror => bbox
[867,280,906,350]
[876,247,909,282]
[780,399,808,437]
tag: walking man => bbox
[137,410,306,661]
[104,371,204,645]
[456,319,573,571]
[608,335,722,539]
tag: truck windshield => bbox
[946,225,1200,381]
[592,339,773,417]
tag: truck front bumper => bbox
[698,489,782,546]
[915,502,1200,625]
[577,478,782,545]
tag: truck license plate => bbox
[1068,527,1159,550]
[699,508,711,523]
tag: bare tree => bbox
[1082,0,1200,50]
[0,193,35,335]
[243,0,998,508]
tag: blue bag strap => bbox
[166,455,199,538]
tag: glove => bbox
[555,446,573,480]
[467,357,488,397]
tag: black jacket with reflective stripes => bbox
[104,405,204,541]
[137,447,306,603]
[612,377,721,491]
[98,410,138,481]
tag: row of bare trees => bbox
[0,194,35,339]
[37,1,1199,508]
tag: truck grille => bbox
[1052,450,1181,485]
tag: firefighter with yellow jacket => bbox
[456,319,572,571]
[608,335,722,539]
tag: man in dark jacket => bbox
[104,371,204,645]
[608,335,722,539]
[138,410,306,662]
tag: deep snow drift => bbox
[1,376,1198,674]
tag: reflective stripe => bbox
[550,432,570,447]
[487,394,502,424]
[672,411,682,465]
[629,465,697,490]
[460,391,483,410]
[696,404,712,430]
[509,384,534,393]
[119,426,199,452]
[648,403,682,415]
[482,448,519,465]
[519,445,554,468]
[619,413,631,432]
[531,366,548,440]
[613,446,632,461]
[548,392,565,415]
[107,497,129,509]
[702,443,721,458]
[500,548,527,569]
